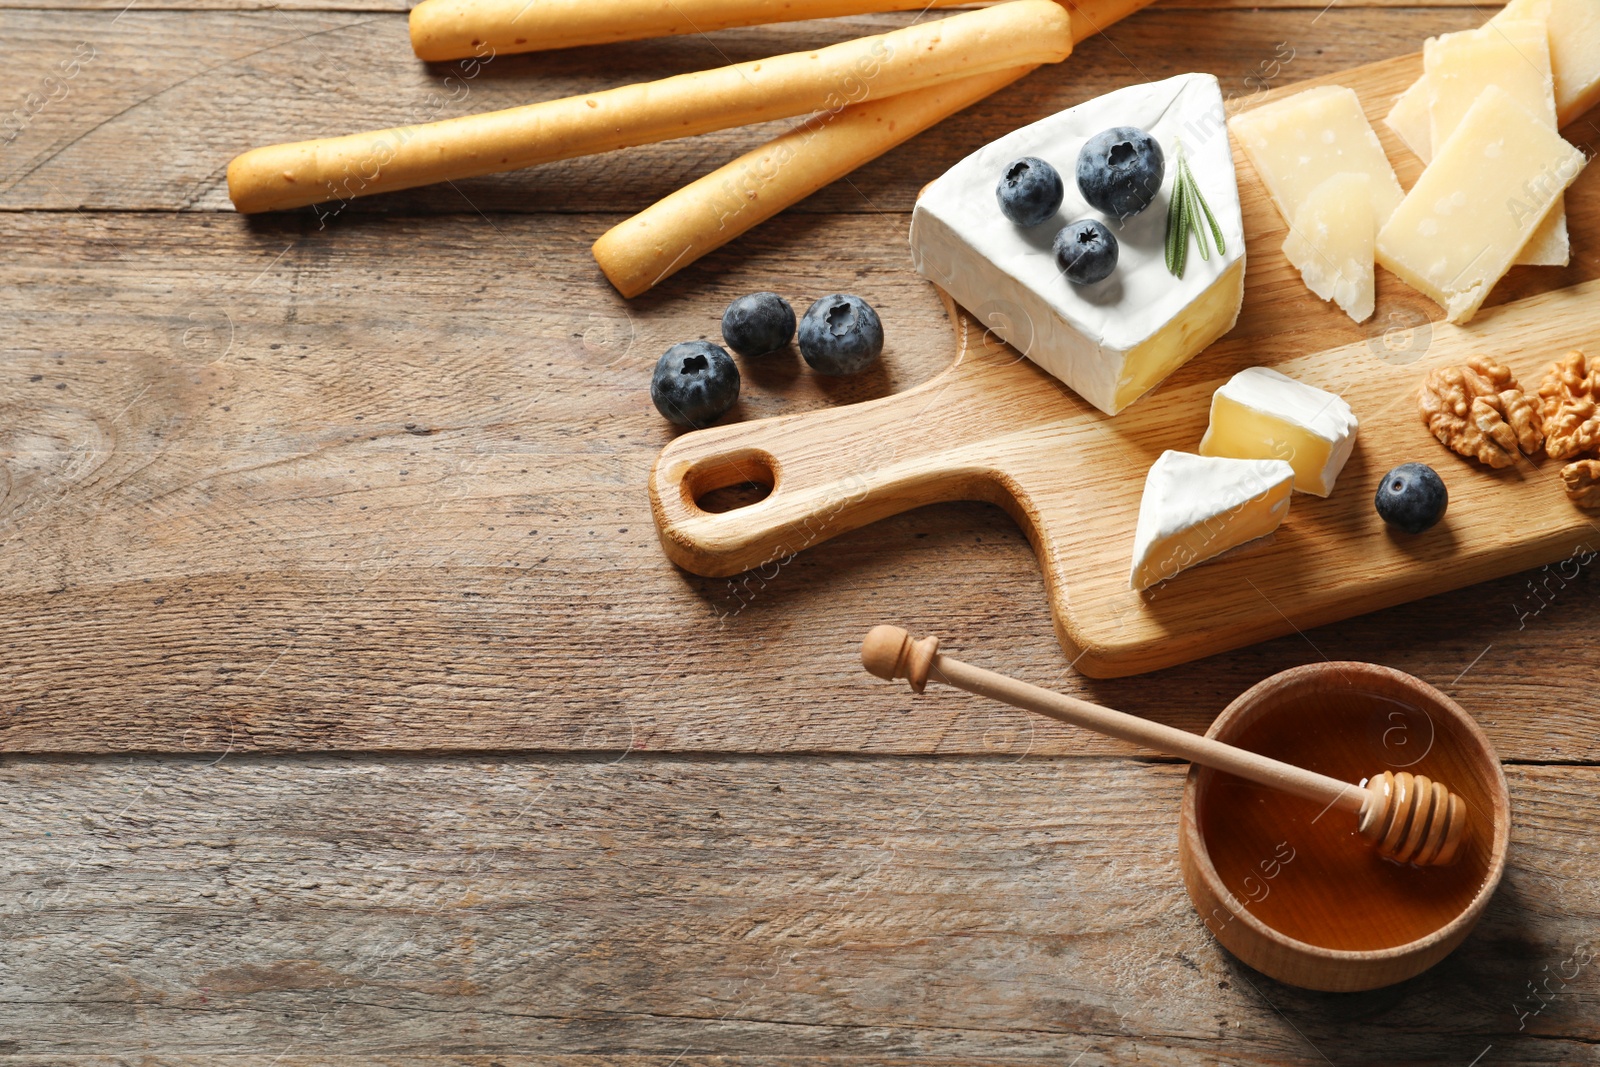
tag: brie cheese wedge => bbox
[1198,367,1359,497]
[910,73,1246,417]
[1130,451,1294,591]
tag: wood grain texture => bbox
[0,752,1595,1063]
[3,0,1597,1057]
[0,8,1489,215]
[2,208,1599,752]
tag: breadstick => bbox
[410,0,969,61]
[590,0,1160,296]
[593,65,1035,297]
[227,0,1073,215]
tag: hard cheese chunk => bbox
[1384,77,1434,164]
[1281,172,1376,324]
[1426,19,1567,267]
[1129,451,1294,591]
[910,74,1247,416]
[1230,86,1404,230]
[1198,367,1358,497]
[1376,84,1587,324]
[1385,0,1600,161]
[1504,0,1600,124]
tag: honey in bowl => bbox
[1197,685,1496,953]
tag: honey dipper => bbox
[861,626,1468,866]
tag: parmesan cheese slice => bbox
[1375,84,1587,324]
[1230,86,1404,231]
[1281,172,1376,324]
[1385,0,1600,162]
[1425,18,1567,267]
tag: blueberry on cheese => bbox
[1054,219,1118,285]
[996,156,1064,227]
[1129,451,1294,591]
[1077,126,1164,220]
[911,73,1247,416]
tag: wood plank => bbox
[0,753,1594,1062]
[0,0,1520,10]
[3,209,1599,754]
[0,7,1487,214]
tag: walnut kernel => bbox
[1562,460,1600,509]
[1419,355,1544,469]
[1537,351,1600,460]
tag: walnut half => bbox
[1563,460,1600,508]
[1419,355,1544,469]
[1538,351,1600,461]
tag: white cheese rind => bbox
[1129,451,1294,591]
[1198,366,1358,497]
[910,73,1246,416]
[1375,84,1587,324]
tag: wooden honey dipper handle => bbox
[861,626,1467,866]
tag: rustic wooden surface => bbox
[2,0,1598,1062]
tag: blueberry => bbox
[1054,219,1119,285]
[651,341,739,428]
[996,156,1065,227]
[721,292,795,357]
[1076,126,1165,220]
[798,294,883,375]
[1375,463,1448,534]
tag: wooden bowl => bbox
[1178,661,1509,992]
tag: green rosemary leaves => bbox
[1165,142,1227,279]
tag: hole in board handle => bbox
[682,449,778,514]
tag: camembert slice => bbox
[1281,172,1376,324]
[1229,86,1404,230]
[1375,84,1587,324]
[1198,367,1358,497]
[1425,19,1567,267]
[910,73,1246,416]
[1129,451,1294,591]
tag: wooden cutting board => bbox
[650,54,1600,678]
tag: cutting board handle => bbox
[647,289,1087,581]
[649,363,1008,578]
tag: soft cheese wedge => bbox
[1376,84,1587,324]
[1281,172,1376,324]
[910,73,1246,416]
[1229,86,1404,230]
[1425,19,1567,267]
[1129,451,1294,591]
[1198,367,1358,497]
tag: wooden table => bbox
[2,0,1597,1061]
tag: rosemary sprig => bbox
[1165,142,1227,278]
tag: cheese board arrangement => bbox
[215,0,1599,993]
[649,1,1600,678]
